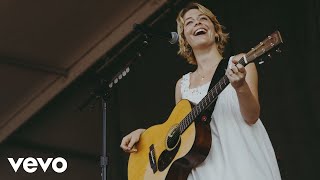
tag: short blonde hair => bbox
[176,3,229,64]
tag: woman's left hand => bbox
[226,58,247,90]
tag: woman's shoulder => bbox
[177,72,191,82]
[176,72,192,88]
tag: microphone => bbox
[133,23,179,44]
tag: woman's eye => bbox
[201,17,208,20]
[186,21,193,26]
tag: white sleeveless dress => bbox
[180,59,282,180]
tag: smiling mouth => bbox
[194,28,207,36]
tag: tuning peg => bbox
[276,48,282,53]
[258,58,265,65]
[267,53,272,59]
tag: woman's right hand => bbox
[120,128,145,153]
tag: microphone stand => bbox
[100,88,108,180]
[78,34,151,180]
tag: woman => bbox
[120,2,281,180]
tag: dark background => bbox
[1,0,319,179]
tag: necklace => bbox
[196,63,219,80]
[196,59,222,81]
[196,70,205,80]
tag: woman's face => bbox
[183,9,216,50]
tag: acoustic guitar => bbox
[128,31,283,180]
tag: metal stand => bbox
[78,34,151,180]
[100,90,108,180]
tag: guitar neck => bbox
[178,58,248,134]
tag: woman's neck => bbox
[193,45,223,72]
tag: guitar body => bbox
[128,100,212,180]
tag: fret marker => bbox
[243,55,248,64]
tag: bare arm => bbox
[226,54,260,125]
[120,128,145,153]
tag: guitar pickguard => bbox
[157,140,181,172]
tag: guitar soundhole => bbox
[166,125,181,150]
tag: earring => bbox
[215,35,220,42]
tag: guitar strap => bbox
[200,57,229,120]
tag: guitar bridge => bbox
[149,144,157,173]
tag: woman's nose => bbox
[195,20,201,26]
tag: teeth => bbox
[194,28,206,35]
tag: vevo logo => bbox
[8,157,67,173]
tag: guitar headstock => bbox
[244,31,283,64]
